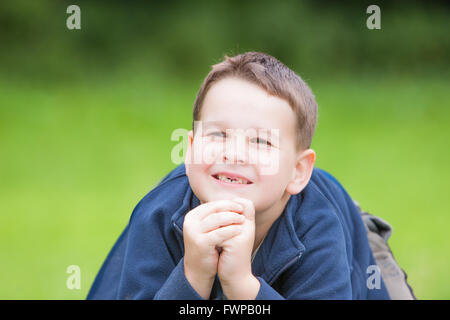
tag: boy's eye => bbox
[208,131,226,138]
[251,137,272,146]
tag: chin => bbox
[205,190,243,202]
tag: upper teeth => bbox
[217,174,248,184]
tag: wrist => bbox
[183,259,215,299]
[220,273,260,300]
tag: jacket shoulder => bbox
[128,164,189,225]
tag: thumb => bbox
[232,197,255,221]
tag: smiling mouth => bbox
[212,173,253,185]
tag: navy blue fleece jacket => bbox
[87,164,390,300]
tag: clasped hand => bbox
[183,197,260,299]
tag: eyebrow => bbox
[202,120,226,127]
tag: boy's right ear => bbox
[188,130,194,145]
[184,130,194,175]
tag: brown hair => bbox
[192,52,318,150]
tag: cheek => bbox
[258,171,287,192]
[250,146,282,176]
[255,150,295,190]
[186,140,221,187]
[191,138,224,165]
[250,175,287,212]
[186,162,212,203]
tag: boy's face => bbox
[185,77,313,214]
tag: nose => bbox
[222,135,247,164]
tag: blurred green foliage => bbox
[1,0,449,82]
[0,0,449,299]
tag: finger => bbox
[206,224,243,246]
[232,197,255,220]
[196,200,244,220]
[200,211,245,233]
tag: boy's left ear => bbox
[286,149,316,195]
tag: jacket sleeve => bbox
[118,202,206,299]
[87,196,204,300]
[154,258,204,299]
[255,278,285,300]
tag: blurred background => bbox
[0,0,449,299]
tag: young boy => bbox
[87,52,391,300]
